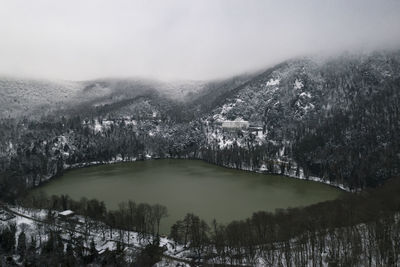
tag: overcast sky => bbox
[1,0,400,81]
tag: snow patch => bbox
[266,78,280,86]
[94,120,102,133]
[299,92,311,98]
[294,79,304,90]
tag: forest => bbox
[1,51,400,265]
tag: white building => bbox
[221,120,249,130]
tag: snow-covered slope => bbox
[1,50,399,189]
[0,77,84,118]
[207,51,400,127]
[202,51,400,188]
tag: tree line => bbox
[11,176,400,265]
[168,176,400,265]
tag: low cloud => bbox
[1,0,400,81]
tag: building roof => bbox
[59,210,74,216]
[222,120,249,128]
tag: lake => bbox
[34,159,344,233]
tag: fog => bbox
[1,0,400,81]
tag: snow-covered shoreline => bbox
[0,205,192,266]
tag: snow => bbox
[204,117,351,192]
[294,79,304,90]
[15,216,34,228]
[259,164,267,171]
[266,78,280,86]
[279,147,285,157]
[125,119,137,126]
[1,180,354,266]
[212,113,224,122]
[219,139,234,149]
[59,210,74,216]
[221,103,234,114]
[87,118,140,134]
[102,120,114,126]
[94,120,102,133]
[299,92,312,98]
[0,77,83,118]
[1,206,189,265]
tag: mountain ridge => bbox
[0,49,399,194]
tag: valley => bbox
[0,50,399,266]
[1,1,400,264]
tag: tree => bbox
[86,239,98,263]
[133,241,164,267]
[25,236,38,266]
[0,223,16,252]
[152,204,168,237]
[17,230,27,258]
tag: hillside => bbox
[202,51,400,188]
[0,50,399,196]
[0,77,83,118]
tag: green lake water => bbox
[33,159,344,233]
